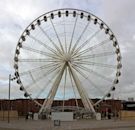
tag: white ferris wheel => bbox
[14,9,122,115]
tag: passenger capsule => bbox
[117,63,122,69]
[58,11,61,17]
[65,10,69,17]
[31,24,35,30]
[37,19,41,25]
[107,93,111,97]
[110,34,114,40]
[17,79,21,84]
[14,64,18,69]
[94,18,97,24]
[51,13,54,19]
[21,36,25,41]
[14,57,18,62]
[26,29,30,35]
[73,11,76,17]
[44,16,47,21]
[18,42,22,48]
[15,72,19,77]
[87,15,91,21]
[114,79,119,84]
[100,23,104,29]
[116,71,121,76]
[105,28,109,34]
[111,86,115,91]
[113,41,118,47]
[20,86,24,91]
[80,12,83,18]
[24,92,29,97]
[115,48,120,54]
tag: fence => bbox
[0,110,18,120]
[120,110,135,120]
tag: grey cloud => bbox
[0,0,134,100]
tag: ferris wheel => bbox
[14,9,122,115]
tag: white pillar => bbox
[68,62,96,114]
[39,63,66,114]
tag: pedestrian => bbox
[32,112,34,120]
[108,108,111,119]
[25,113,28,121]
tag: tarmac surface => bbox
[0,118,135,130]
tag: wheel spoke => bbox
[22,45,61,60]
[68,15,78,53]
[29,34,63,59]
[71,64,105,95]
[68,62,95,112]
[68,67,79,109]
[23,63,62,90]
[73,51,115,60]
[73,39,110,58]
[19,58,62,63]
[39,63,66,113]
[72,29,101,57]
[63,15,67,53]
[72,63,113,82]
[19,62,61,76]
[73,60,116,69]
[70,21,90,55]
[38,26,63,56]
[62,66,67,111]
[35,68,60,98]
[50,18,64,53]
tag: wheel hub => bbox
[63,53,72,63]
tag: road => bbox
[0,119,135,130]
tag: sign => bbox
[51,112,73,121]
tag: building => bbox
[0,99,122,116]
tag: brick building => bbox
[0,99,122,116]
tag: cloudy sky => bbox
[0,0,135,100]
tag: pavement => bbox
[0,118,135,130]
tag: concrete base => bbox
[33,113,38,120]
[96,113,101,120]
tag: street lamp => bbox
[8,74,16,123]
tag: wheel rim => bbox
[14,8,122,113]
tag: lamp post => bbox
[8,74,16,123]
